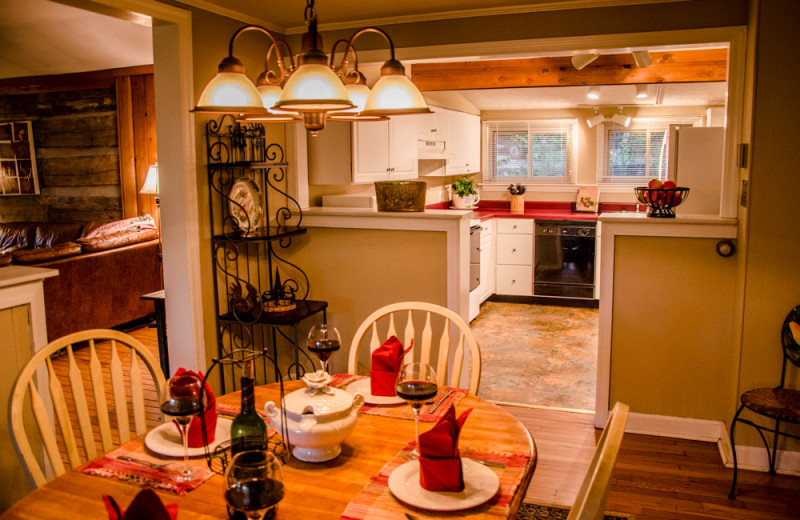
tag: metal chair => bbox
[728,304,800,498]
[567,401,629,520]
[9,329,166,487]
[347,301,481,393]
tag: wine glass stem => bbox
[321,360,328,374]
[413,407,421,455]
[180,421,191,475]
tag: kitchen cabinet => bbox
[445,110,481,175]
[495,218,534,296]
[417,105,447,141]
[308,117,418,185]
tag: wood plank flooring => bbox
[52,327,800,519]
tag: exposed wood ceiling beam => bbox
[410,49,727,91]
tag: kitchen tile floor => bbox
[470,300,598,411]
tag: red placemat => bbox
[77,441,214,496]
[330,374,468,423]
[340,443,532,519]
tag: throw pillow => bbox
[84,215,157,239]
[77,228,158,252]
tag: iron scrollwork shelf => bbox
[206,115,326,392]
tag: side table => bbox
[140,289,168,376]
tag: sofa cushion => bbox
[35,222,85,249]
[77,228,158,252]
[0,253,11,267]
[84,215,156,239]
[0,222,37,252]
[10,242,82,264]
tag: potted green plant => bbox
[451,176,480,209]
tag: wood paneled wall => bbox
[0,66,156,224]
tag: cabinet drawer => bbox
[496,234,533,265]
[496,265,533,296]
[497,219,534,235]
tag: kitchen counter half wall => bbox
[426,200,634,221]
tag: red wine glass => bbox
[306,323,341,376]
[224,450,285,520]
[160,372,204,481]
[395,362,438,457]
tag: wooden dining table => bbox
[1,380,536,519]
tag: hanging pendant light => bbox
[194,56,267,115]
[361,59,431,116]
[328,70,388,122]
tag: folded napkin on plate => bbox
[171,367,217,447]
[418,404,473,492]
[370,336,412,396]
[103,487,178,520]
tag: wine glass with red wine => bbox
[160,372,204,481]
[395,362,438,457]
[224,450,285,520]
[306,323,341,376]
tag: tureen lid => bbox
[283,386,355,417]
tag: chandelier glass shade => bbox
[192,0,429,133]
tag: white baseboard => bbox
[625,411,800,476]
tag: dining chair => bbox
[347,301,481,393]
[9,328,166,487]
[728,304,800,499]
[567,401,630,520]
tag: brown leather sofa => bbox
[0,219,162,340]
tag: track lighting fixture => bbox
[635,84,649,99]
[571,52,599,70]
[587,109,605,128]
[632,50,652,68]
[586,85,600,100]
[611,107,631,127]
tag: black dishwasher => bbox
[534,220,596,299]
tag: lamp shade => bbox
[140,164,159,194]
[239,84,302,122]
[194,70,267,114]
[273,63,353,112]
[328,83,389,121]
[360,73,431,116]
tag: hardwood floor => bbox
[56,326,800,519]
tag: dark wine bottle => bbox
[230,360,267,456]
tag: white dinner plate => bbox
[145,417,231,458]
[344,378,405,405]
[228,178,263,232]
[387,458,500,512]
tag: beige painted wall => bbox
[609,236,737,420]
[280,227,448,375]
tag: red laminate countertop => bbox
[426,201,635,222]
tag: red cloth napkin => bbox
[418,404,473,491]
[370,336,412,396]
[103,488,178,520]
[171,368,217,447]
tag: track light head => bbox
[635,84,649,99]
[571,52,599,70]
[586,85,600,100]
[632,50,652,68]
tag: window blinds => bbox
[483,120,576,184]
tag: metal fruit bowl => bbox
[633,187,690,218]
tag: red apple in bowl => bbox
[648,179,663,189]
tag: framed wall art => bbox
[0,121,40,196]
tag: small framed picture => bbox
[0,121,39,196]
[576,187,599,213]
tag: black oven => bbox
[534,220,596,299]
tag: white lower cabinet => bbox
[469,219,495,321]
[495,218,534,296]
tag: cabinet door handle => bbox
[512,248,516,252]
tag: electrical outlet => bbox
[445,185,452,200]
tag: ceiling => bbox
[0,0,725,111]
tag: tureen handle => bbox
[264,401,279,426]
[352,392,365,415]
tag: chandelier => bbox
[193,0,431,135]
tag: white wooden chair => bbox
[9,329,166,487]
[347,301,481,393]
[567,401,630,520]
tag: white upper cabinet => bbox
[417,106,447,141]
[445,110,481,175]
[352,116,419,183]
[307,117,419,185]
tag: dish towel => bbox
[171,367,218,447]
[103,487,178,520]
[418,404,473,491]
[370,336,412,396]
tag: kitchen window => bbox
[483,120,576,184]
[597,117,702,184]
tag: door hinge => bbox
[740,179,748,208]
